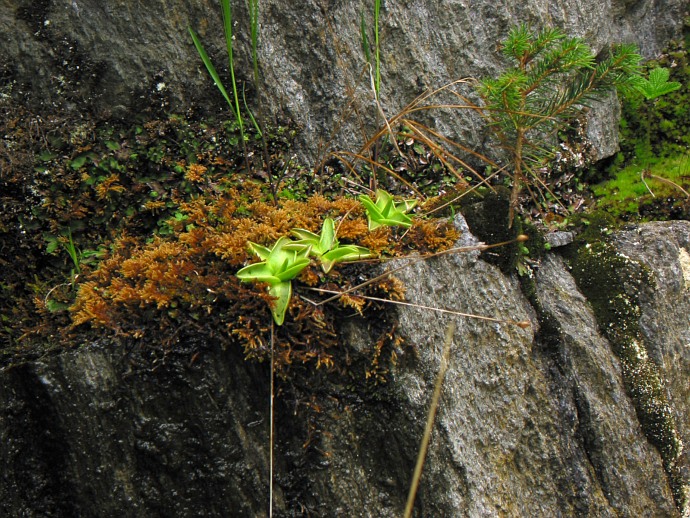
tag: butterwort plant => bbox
[236,237,311,325]
[359,189,417,230]
[291,218,373,273]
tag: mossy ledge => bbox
[566,236,687,511]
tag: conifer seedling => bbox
[477,25,643,224]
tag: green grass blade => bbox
[220,0,244,132]
[242,85,263,137]
[188,27,234,109]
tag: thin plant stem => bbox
[248,0,260,88]
[269,320,275,517]
[304,234,529,308]
[303,288,530,328]
[643,171,690,198]
[403,320,455,518]
[373,0,381,98]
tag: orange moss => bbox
[184,163,208,182]
[70,187,457,373]
[94,174,126,200]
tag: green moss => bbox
[595,35,690,222]
[592,154,690,219]
[568,238,686,510]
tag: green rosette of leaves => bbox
[236,237,311,325]
[359,189,417,230]
[291,218,372,273]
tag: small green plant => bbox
[477,25,643,223]
[359,189,417,230]
[291,217,373,273]
[625,65,684,171]
[634,67,682,100]
[360,0,382,98]
[59,228,81,276]
[236,237,312,325]
[189,0,247,166]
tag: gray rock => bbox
[545,230,576,248]
[535,254,678,515]
[2,221,687,516]
[1,0,685,163]
[613,222,690,498]
[0,342,274,516]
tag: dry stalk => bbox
[403,320,455,518]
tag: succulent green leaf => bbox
[319,218,336,252]
[275,257,311,282]
[290,227,321,244]
[358,195,384,227]
[267,281,292,326]
[247,241,273,260]
[359,189,417,230]
[236,263,281,285]
[381,212,413,227]
[373,188,393,208]
[394,198,418,213]
[291,218,337,256]
[321,245,373,273]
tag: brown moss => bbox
[70,187,454,375]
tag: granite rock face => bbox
[1,0,685,162]
[1,2,689,515]
[1,220,688,516]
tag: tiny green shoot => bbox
[359,189,417,230]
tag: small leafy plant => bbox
[477,25,643,223]
[236,237,312,325]
[359,189,417,230]
[634,67,682,100]
[291,217,373,273]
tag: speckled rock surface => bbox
[4,219,688,516]
[1,0,685,162]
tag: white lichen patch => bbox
[678,248,690,290]
[629,338,649,362]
